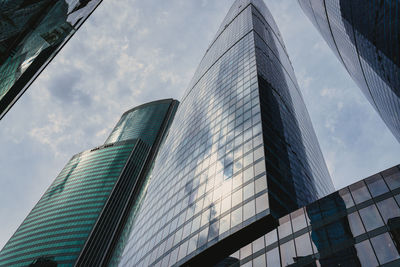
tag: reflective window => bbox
[243,200,255,221]
[291,208,307,233]
[376,198,400,224]
[359,205,384,231]
[371,233,400,264]
[355,240,379,267]
[280,240,296,266]
[255,193,268,214]
[266,247,281,267]
[348,211,365,236]
[295,233,313,257]
[231,206,242,227]
[265,229,278,246]
[278,215,292,238]
[365,174,389,197]
[349,181,371,204]
[253,254,266,267]
[240,243,252,260]
[339,188,355,208]
[252,236,265,253]
[383,167,400,190]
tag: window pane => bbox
[255,193,268,214]
[355,240,379,267]
[359,205,384,231]
[231,206,242,227]
[383,167,400,190]
[291,208,307,233]
[252,236,265,253]
[280,240,296,266]
[243,200,255,221]
[265,229,278,246]
[348,211,365,236]
[371,233,400,264]
[240,243,252,260]
[349,181,371,204]
[339,188,355,208]
[266,247,281,267]
[278,215,292,238]
[253,254,266,267]
[376,198,400,224]
[366,174,389,197]
[295,233,313,257]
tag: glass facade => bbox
[118,1,333,266]
[298,0,400,143]
[0,0,102,119]
[0,99,178,266]
[229,165,400,267]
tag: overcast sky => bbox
[1,0,399,250]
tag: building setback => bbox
[0,0,102,119]
[0,99,178,266]
[229,164,400,267]
[298,0,400,142]
[118,0,334,266]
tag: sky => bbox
[1,0,400,250]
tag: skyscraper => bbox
[118,1,334,266]
[298,0,400,142]
[0,0,103,119]
[0,99,178,266]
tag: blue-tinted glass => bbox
[355,240,379,267]
[347,212,365,236]
[383,167,400,190]
[349,181,371,204]
[371,233,400,265]
[359,205,384,231]
[376,198,400,224]
[365,174,389,197]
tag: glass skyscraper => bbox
[298,0,400,142]
[228,164,400,267]
[0,0,103,119]
[118,1,334,266]
[0,99,178,266]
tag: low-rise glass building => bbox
[229,164,400,266]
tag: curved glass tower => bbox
[298,0,400,142]
[119,1,333,266]
[0,99,178,266]
[0,0,103,119]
